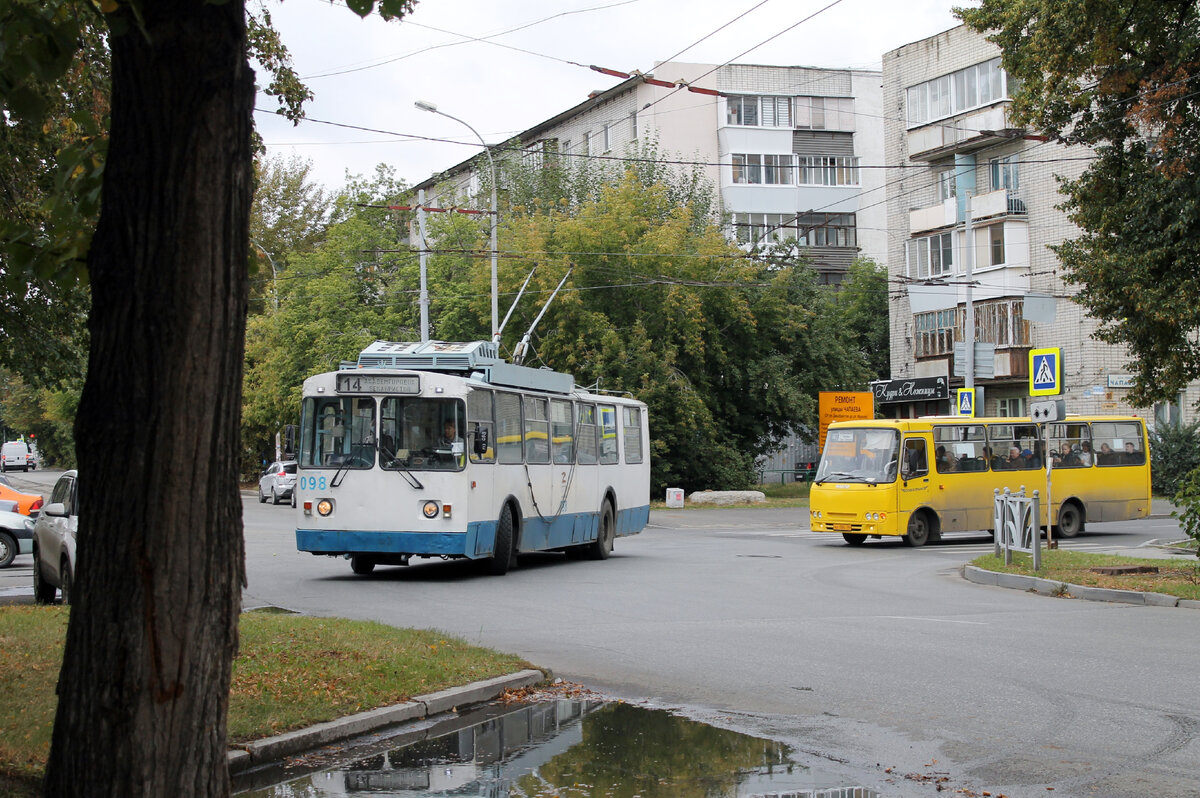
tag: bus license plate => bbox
[831,523,852,531]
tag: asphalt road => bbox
[5,472,1198,797]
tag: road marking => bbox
[877,615,988,625]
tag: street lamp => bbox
[414,100,499,341]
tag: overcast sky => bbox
[254,0,967,191]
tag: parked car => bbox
[258,460,297,506]
[1,440,31,472]
[0,508,35,568]
[32,470,77,604]
[0,473,44,516]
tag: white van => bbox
[1,441,31,472]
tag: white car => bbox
[0,508,35,568]
[258,460,297,506]
[1,441,31,472]
[32,470,78,604]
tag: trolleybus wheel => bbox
[904,512,930,547]
[350,556,376,575]
[588,502,614,560]
[1056,502,1084,539]
[485,506,515,575]
[842,533,867,546]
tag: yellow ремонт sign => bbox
[818,391,874,450]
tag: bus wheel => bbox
[1056,503,1084,539]
[350,556,376,575]
[904,513,931,547]
[842,533,867,546]
[588,502,614,560]
[485,506,515,575]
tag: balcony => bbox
[970,187,1026,220]
[909,188,1026,235]
[907,105,1010,161]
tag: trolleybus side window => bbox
[495,392,523,464]
[577,404,598,465]
[623,406,643,464]
[988,423,1041,470]
[1092,421,1145,466]
[1048,422,1092,468]
[524,396,550,464]
[933,424,988,472]
[551,399,574,464]
[467,389,495,463]
[599,404,619,464]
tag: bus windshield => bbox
[299,396,466,471]
[815,428,900,484]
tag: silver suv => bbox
[32,470,78,604]
[258,460,297,506]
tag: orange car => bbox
[0,474,44,516]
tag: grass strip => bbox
[0,607,531,790]
[970,549,1200,600]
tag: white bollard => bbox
[665,488,684,508]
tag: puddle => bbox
[234,698,880,797]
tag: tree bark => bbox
[44,1,252,795]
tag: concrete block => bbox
[687,490,766,506]
[963,566,998,586]
[1177,599,1200,610]
[227,748,251,773]
[1144,592,1180,608]
[241,701,425,764]
[421,669,545,716]
[1069,585,1145,605]
[995,572,1036,590]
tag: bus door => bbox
[549,399,575,532]
[466,389,497,534]
[898,434,937,529]
[522,395,555,549]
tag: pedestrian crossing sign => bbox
[1029,348,1061,396]
[955,388,975,417]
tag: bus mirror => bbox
[474,426,489,456]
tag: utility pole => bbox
[417,189,429,342]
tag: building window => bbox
[582,131,590,155]
[763,154,793,184]
[996,397,1026,418]
[974,298,1029,347]
[907,231,954,278]
[731,212,856,248]
[796,155,860,186]
[630,111,638,139]
[731,154,760,184]
[914,308,961,357]
[990,153,1019,191]
[795,96,854,130]
[938,170,957,201]
[602,123,612,152]
[795,213,857,247]
[761,96,792,127]
[726,95,759,126]
[906,58,1007,127]
[989,224,1005,266]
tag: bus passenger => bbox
[1123,441,1144,464]
[1078,441,1093,465]
[1098,442,1117,465]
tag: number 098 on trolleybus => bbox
[294,340,650,575]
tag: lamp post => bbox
[249,238,278,311]
[414,100,499,341]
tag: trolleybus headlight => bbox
[317,499,333,517]
[422,500,440,519]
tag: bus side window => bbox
[902,438,928,478]
[468,389,495,463]
[577,404,598,465]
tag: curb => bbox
[962,565,1198,609]
[226,668,546,773]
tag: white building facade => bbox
[414,61,885,284]
[880,25,1195,425]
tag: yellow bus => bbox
[808,416,1151,546]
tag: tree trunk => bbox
[44,1,252,795]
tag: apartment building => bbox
[879,24,1194,425]
[412,61,885,284]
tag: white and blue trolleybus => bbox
[295,340,651,575]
